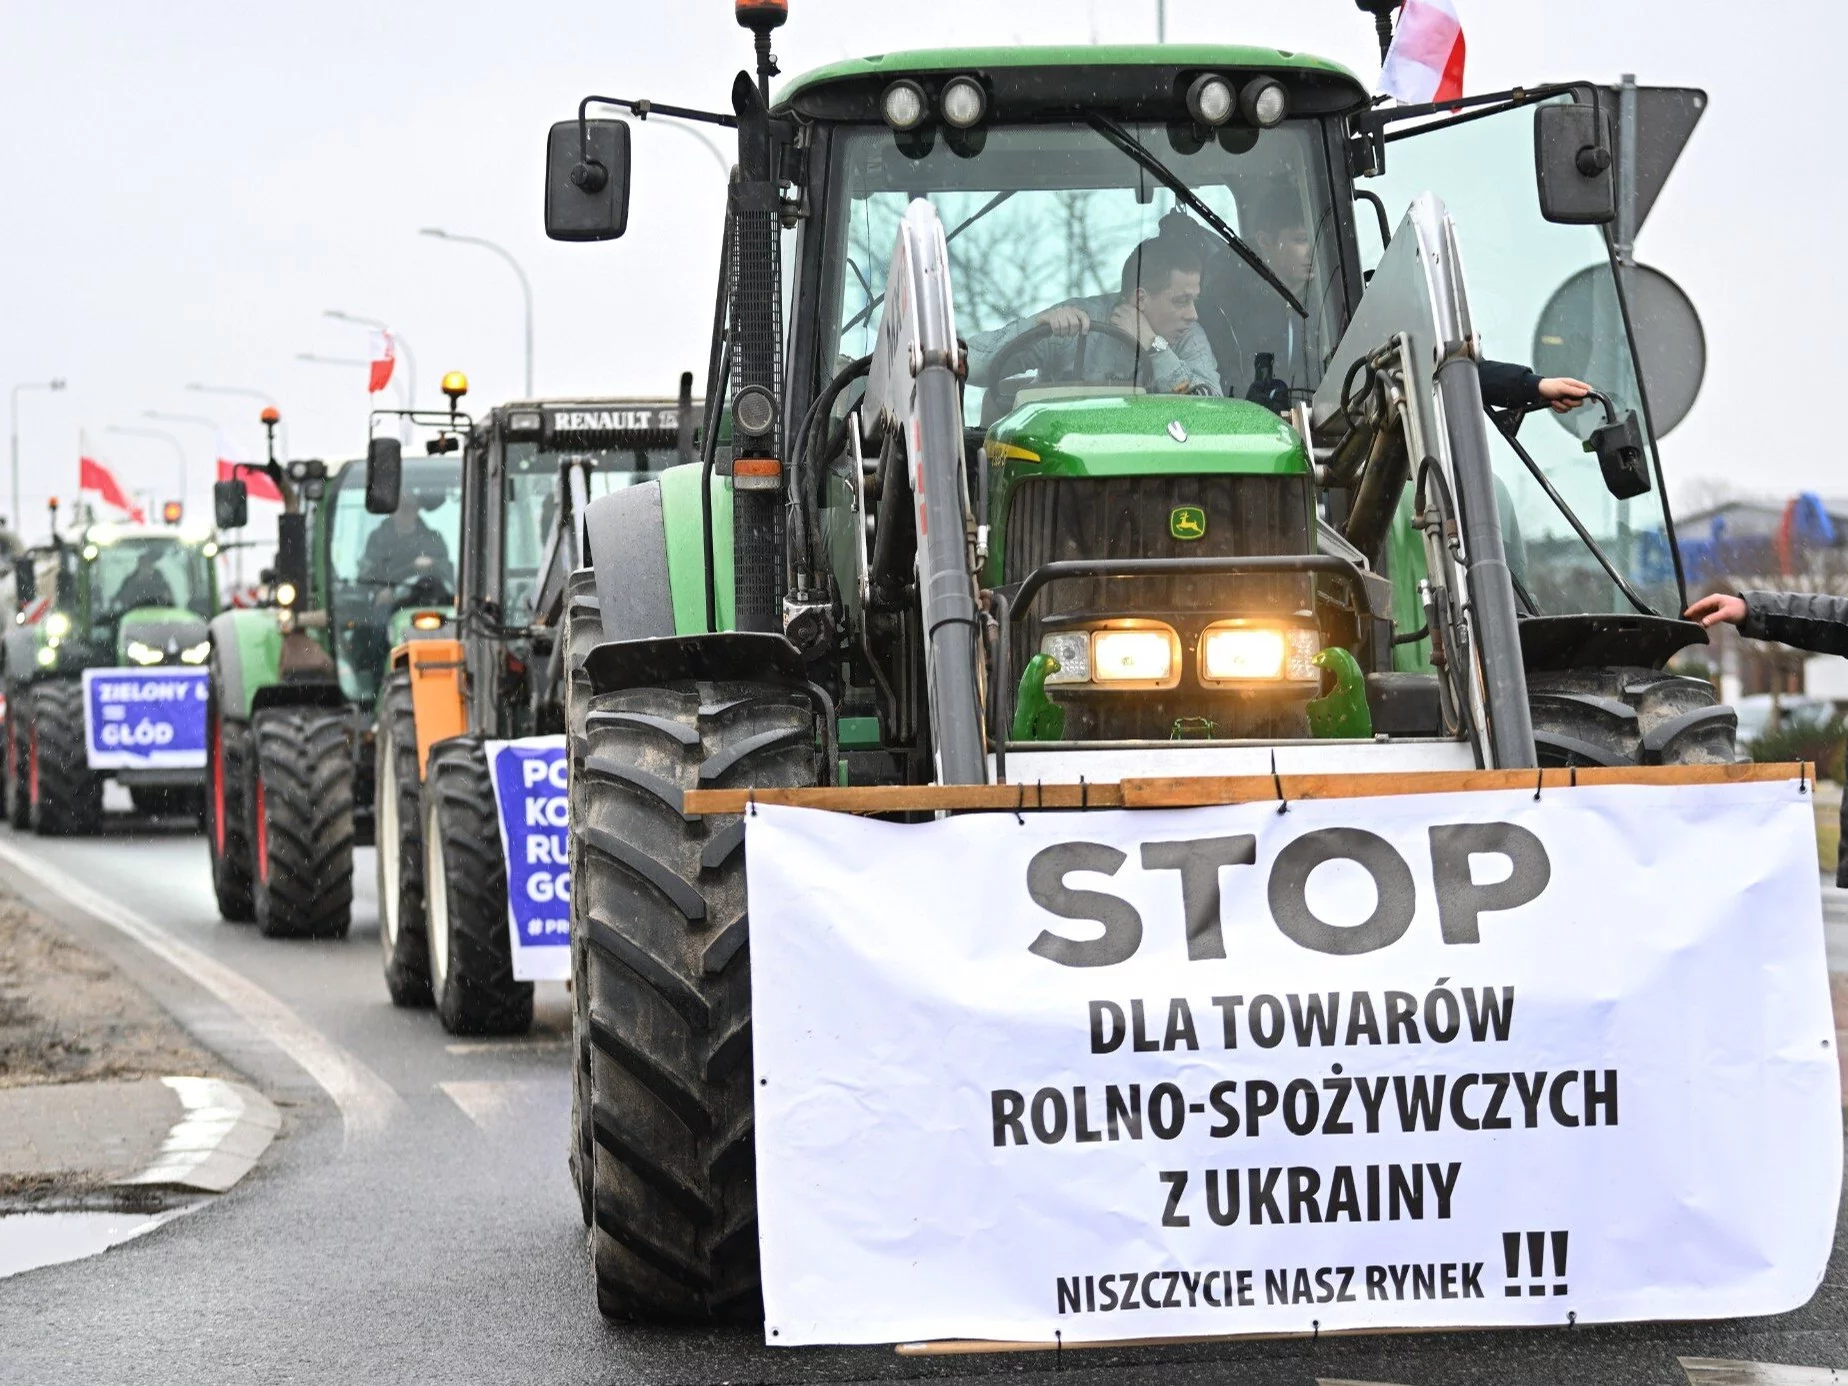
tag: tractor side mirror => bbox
[1534,103,1615,225]
[365,437,403,515]
[13,558,34,607]
[1587,409,1650,499]
[545,118,631,242]
[214,479,249,531]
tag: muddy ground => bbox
[0,890,226,1091]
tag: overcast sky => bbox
[0,0,1828,533]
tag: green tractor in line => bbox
[544,2,1724,1319]
[368,387,692,1035]
[2,508,219,836]
[206,401,465,938]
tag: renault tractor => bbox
[368,387,692,1034]
[543,1,1728,1320]
[2,508,219,835]
[206,398,464,938]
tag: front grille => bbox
[1002,474,1317,741]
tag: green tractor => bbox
[543,3,1725,1319]
[206,405,464,937]
[2,509,219,836]
[369,386,692,1034]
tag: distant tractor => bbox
[1,510,219,835]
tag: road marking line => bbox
[439,1079,554,1130]
[442,1038,569,1055]
[122,1078,280,1192]
[0,840,401,1143]
[1682,1360,1848,1385]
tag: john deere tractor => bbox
[2,508,219,836]
[369,387,691,1034]
[206,401,464,937]
[543,1,1724,1318]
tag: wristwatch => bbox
[1147,334,1170,354]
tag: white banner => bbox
[745,780,1841,1346]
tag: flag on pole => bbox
[369,330,397,394]
[216,458,283,504]
[79,456,147,523]
[1379,0,1466,106]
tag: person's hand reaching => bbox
[1537,376,1593,413]
[1684,593,1746,628]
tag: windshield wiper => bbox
[841,190,1017,336]
[1083,112,1307,321]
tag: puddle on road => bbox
[0,1205,196,1280]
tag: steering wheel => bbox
[981,319,1156,421]
[390,572,453,610]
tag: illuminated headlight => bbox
[940,76,987,130]
[1186,74,1235,127]
[45,612,70,639]
[506,410,542,437]
[1040,631,1091,685]
[202,542,219,558]
[881,79,928,132]
[273,581,298,608]
[411,611,444,632]
[1091,627,1179,686]
[180,641,210,664]
[1240,77,1288,128]
[1199,623,1319,684]
[126,640,165,666]
[82,544,99,561]
[35,646,56,667]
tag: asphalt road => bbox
[0,808,1846,1386]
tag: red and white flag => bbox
[1380,0,1466,106]
[217,457,283,504]
[79,456,146,523]
[369,330,397,394]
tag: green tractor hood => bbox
[117,607,209,666]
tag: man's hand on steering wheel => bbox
[1035,306,1092,338]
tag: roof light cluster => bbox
[1186,74,1289,129]
[881,76,988,133]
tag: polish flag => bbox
[217,457,283,504]
[79,456,146,523]
[1380,0,1466,106]
[369,330,396,394]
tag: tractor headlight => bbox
[126,640,165,666]
[939,77,987,130]
[273,581,298,608]
[1040,631,1091,685]
[45,612,70,639]
[1198,622,1319,684]
[180,641,210,664]
[35,646,56,667]
[881,79,928,132]
[1240,77,1288,128]
[1186,74,1235,127]
[411,611,444,632]
[1092,627,1179,685]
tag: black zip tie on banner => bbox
[1014,783,1026,826]
[1570,765,1578,788]
[1534,769,1544,802]
[1054,1329,1062,1370]
[1802,762,1812,795]
[1271,749,1289,814]
[747,788,757,817]
[1079,775,1088,809]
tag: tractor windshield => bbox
[88,537,212,622]
[1362,95,1681,619]
[822,120,1347,420]
[325,456,463,703]
[501,441,675,618]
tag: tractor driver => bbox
[358,491,453,608]
[965,236,1222,398]
[111,547,175,613]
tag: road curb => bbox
[122,1077,280,1194]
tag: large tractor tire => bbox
[424,736,532,1036]
[206,694,255,922]
[28,680,103,837]
[1528,667,1741,767]
[5,692,30,830]
[250,705,355,940]
[565,572,601,1226]
[376,670,433,1007]
[575,679,819,1321]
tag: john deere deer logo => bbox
[1170,505,1206,541]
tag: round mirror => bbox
[1533,262,1704,439]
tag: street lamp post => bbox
[187,383,287,460]
[10,377,67,535]
[104,425,188,511]
[324,311,417,410]
[421,229,534,397]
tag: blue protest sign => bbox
[485,736,570,982]
[81,667,209,770]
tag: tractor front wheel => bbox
[423,736,531,1036]
[251,705,355,940]
[206,695,255,922]
[4,693,30,830]
[376,670,432,1007]
[1528,666,1741,768]
[28,680,103,837]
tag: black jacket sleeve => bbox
[1478,360,1544,410]
[1739,589,1848,656]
